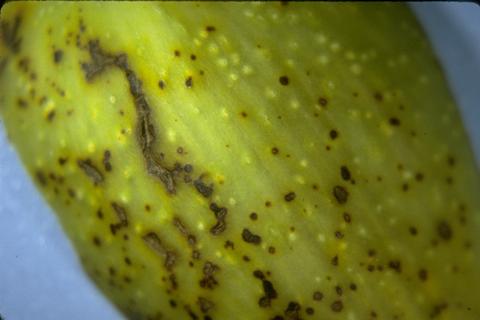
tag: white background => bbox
[1,3,479,320]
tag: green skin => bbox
[1,2,480,319]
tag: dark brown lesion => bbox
[142,231,177,271]
[1,14,22,53]
[81,39,176,193]
[209,202,227,235]
[197,297,214,313]
[77,158,104,185]
[242,228,262,245]
[173,216,201,260]
[110,202,128,235]
[199,261,220,290]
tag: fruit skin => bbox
[1,2,480,320]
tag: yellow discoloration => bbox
[1,2,479,320]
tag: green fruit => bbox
[1,2,479,319]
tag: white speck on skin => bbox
[317,54,329,65]
[221,108,229,118]
[330,42,340,52]
[315,34,327,44]
[290,99,299,110]
[167,129,176,142]
[350,64,362,75]
[197,222,205,231]
[217,58,228,67]
[317,233,325,242]
[295,175,305,184]
[109,95,116,104]
[300,159,308,167]
[242,65,253,75]
[228,198,236,206]
[289,233,296,241]
[87,142,95,153]
[265,88,277,99]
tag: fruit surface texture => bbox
[1,2,480,320]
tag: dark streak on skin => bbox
[142,232,177,271]
[209,202,227,235]
[110,202,128,235]
[258,279,278,308]
[103,150,112,171]
[77,159,104,185]
[81,40,175,194]
[173,216,201,260]
[194,177,214,198]
[1,15,22,53]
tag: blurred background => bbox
[0,3,479,320]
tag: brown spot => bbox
[415,173,424,181]
[194,177,213,198]
[197,297,214,314]
[185,76,193,88]
[334,230,344,239]
[343,212,352,223]
[265,201,272,207]
[350,283,357,291]
[331,255,339,266]
[333,186,348,204]
[53,49,63,63]
[190,54,197,61]
[284,302,301,319]
[374,92,383,102]
[17,98,28,108]
[271,147,279,155]
[240,111,248,118]
[284,192,296,202]
[103,150,112,172]
[199,261,220,289]
[313,291,323,301]
[242,228,262,245]
[268,246,276,254]
[340,166,351,181]
[329,130,338,140]
[249,212,258,221]
[206,26,216,32]
[418,268,428,281]
[47,110,56,122]
[389,117,400,126]
[174,50,181,57]
[409,226,418,236]
[92,236,101,247]
[330,300,343,312]
[437,220,452,241]
[158,80,166,89]
[1,15,22,53]
[142,232,176,271]
[318,97,328,107]
[77,159,104,185]
[388,260,402,273]
[259,279,278,308]
[279,75,289,86]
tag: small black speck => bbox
[190,54,197,60]
[333,186,348,204]
[284,192,296,202]
[271,147,279,155]
[329,130,338,140]
[330,300,343,312]
[318,97,328,107]
[206,26,216,32]
[249,212,258,221]
[158,80,166,89]
[53,49,63,63]
[185,76,193,88]
[279,75,289,86]
[174,50,181,57]
[389,117,400,126]
[313,291,323,301]
[437,220,452,241]
[340,166,351,181]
